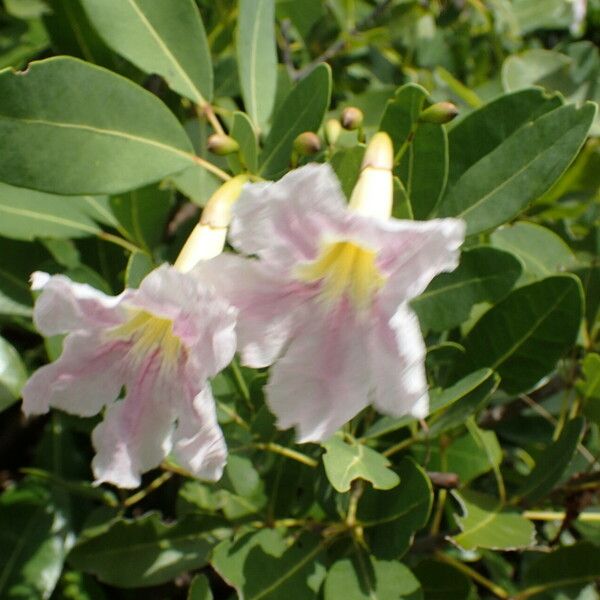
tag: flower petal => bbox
[91,354,176,488]
[31,272,126,336]
[229,164,347,268]
[376,218,466,310]
[370,302,429,418]
[195,254,308,368]
[265,301,371,442]
[22,333,125,417]
[172,386,227,481]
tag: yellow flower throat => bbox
[296,241,385,307]
[111,311,181,363]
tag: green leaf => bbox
[490,222,577,284]
[80,0,213,104]
[379,83,428,154]
[438,102,596,234]
[412,246,522,332]
[125,251,154,288]
[237,0,277,130]
[330,146,365,199]
[517,417,584,503]
[580,353,600,425]
[0,484,71,599]
[322,434,400,493]
[502,49,572,93]
[451,490,536,550]
[110,184,173,252]
[228,111,259,173]
[460,275,583,395]
[398,122,448,219]
[413,560,474,600]
[212,529,325,600]
[0,335,27,413]
[522,542,600,599]
[188,574,213,600]
[412,427,502,485]
[0,57,196,195]
[357,458,433,559]
[0,182,107,241]
[68,512,226,588]
[324,555,422,600]
[260,64,331,179]
[447,89,561,186]
[427,369,500,436]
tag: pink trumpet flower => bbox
[197,133,466,442]
[21,185,247,489]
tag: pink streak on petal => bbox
[22,333,126,417]
[31,272,127,336]
[91,351,176,488]
[266,300,371,442]
[172,386,227,481]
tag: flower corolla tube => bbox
[22,266,237,489]
[197,133,466,442]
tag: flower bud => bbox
[418,102,459,124]
[348,132,394,219]
[207,133,240,156]
[324,118,342,145]
[174,175,249,272]
[293,131,322,156]
[340,107,364,131]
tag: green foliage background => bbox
[1,0,600,598]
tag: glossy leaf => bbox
[0,335,27,412]
[80,0,213,103]
[324,555,422,600]
[0,484,71,599]
[322,435,400,493]
[237,0,277,129]
[438,102,596,234]
[461,275,583,394]
[188,574,213,600]
[259,64,331,178]
[357,458,433,559]
[68,513,226,588]
[452,490,536,550]
[517,417,584,503]
[0,57,195,195]
[212,529,325,600]
[412,246,522,332]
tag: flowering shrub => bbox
[1,1,600,598]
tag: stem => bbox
[216,399,250,430]
[97,231,145,255]
[524,510,600,522]
[230,358,252,410]
[434,552,510,600]
[123,471,173,507]
[197,103,226,136]
[191,154,231,181]
[251,442,319,468]
[383,435,421,458]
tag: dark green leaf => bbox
[68,512,226,588]
[461,275,583,395]
[212,529,325,600]
[188,574,213,600]
[414,560,474,600]
[260,64,331,179]
[357,458,433,559]
[330,146,365,199]
[412,246,522,332]
[517,417,584,503]
[438,102,596,235]
[228,111,259,173]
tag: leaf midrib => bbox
[0,203,99,235]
